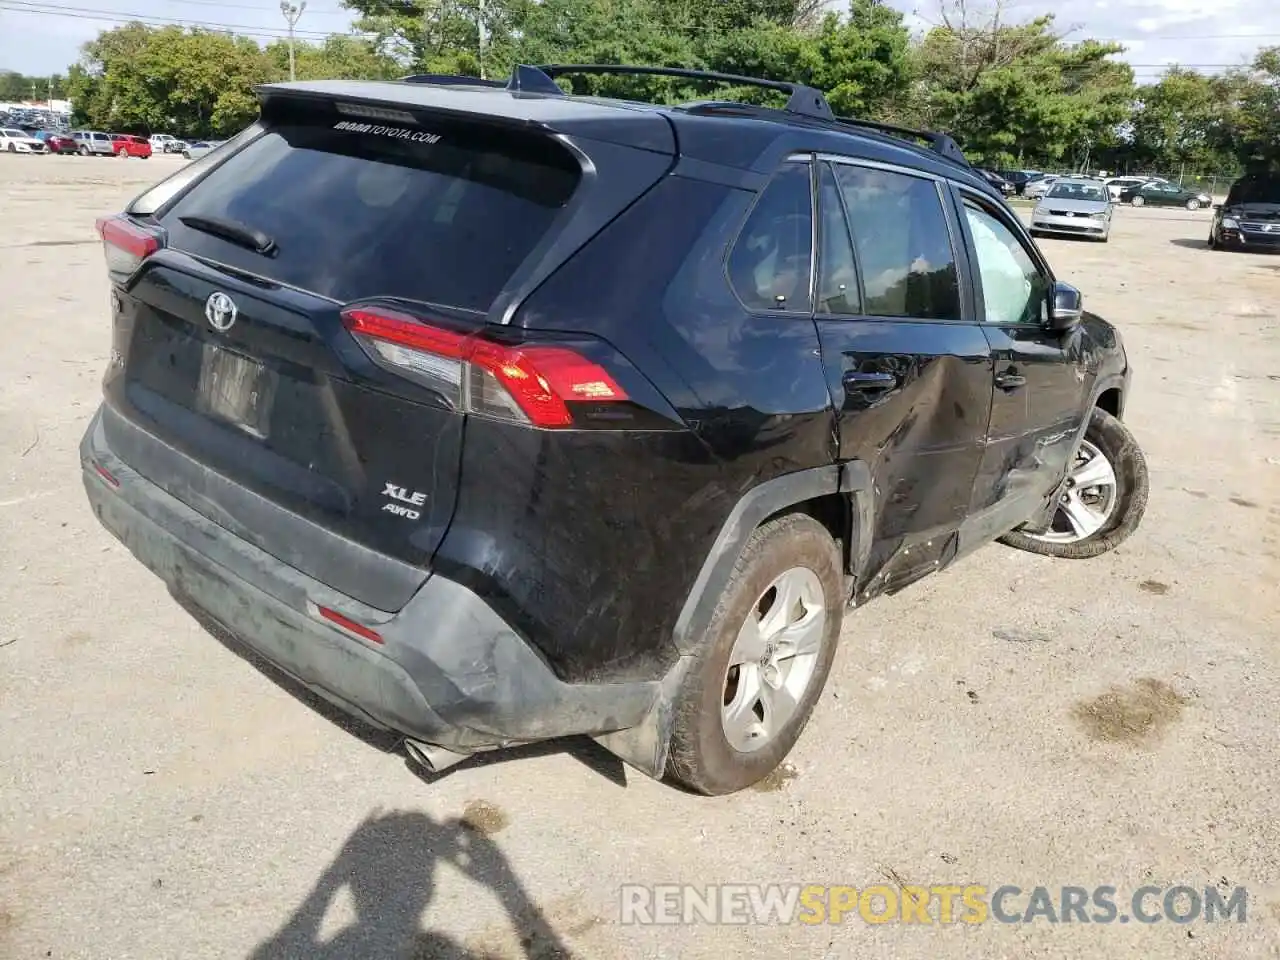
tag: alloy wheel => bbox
[721,567,826,753]
[1026,439,1119,544]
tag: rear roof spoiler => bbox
[262,64,971,169]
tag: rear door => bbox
[105,98,616,610]
[811,157,994,596]
[952,188,1090,534]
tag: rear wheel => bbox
[666,513,843,795]
[78,146,89,156]
[1186,198,1200,211]
[1000,408,1148,559]
[1131,195,1145,207]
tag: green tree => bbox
[910,7,1134,167]
[263,35,401,82]
[1225,47,1280,171]
[68,24,273,137]
[1119,68,1237,174]
[0,71,67,102]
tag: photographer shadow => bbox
[250,809,576,960]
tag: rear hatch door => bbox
[105,88,673,610]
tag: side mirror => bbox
[1049,281,1083,330]
[1213,203,1222,212]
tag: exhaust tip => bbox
[404,738,471,774]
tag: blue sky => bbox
[1,0,1277,81]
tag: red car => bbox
[43,132,77,155]
[110,135,152,159]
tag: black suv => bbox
[1210,173,1280,251]
[81,65,1147,795]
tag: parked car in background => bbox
[1104,176,1150,200]
[149,134,186,154]
[1120,181,1211,210]
[1030,178,1114,242]
[41,131,77,154]
[0,127,47,153]
[976,168,1015,197]
[83,66,1146,796]
[1023,175,1060,200]
[182,140,224,159]
[110,135,153,159]
[1209,173,1280,252]
[73,131,116,156]
[994,169,1044,196]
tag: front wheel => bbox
[1187,199,1200,211]
[1000,408,1148,559]
[666,513,844,795]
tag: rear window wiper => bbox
[179,214,278,257]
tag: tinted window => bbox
[816,163,859,315]
[963,202,1048,326]
[161,120,580,311]
[833,164,960,321]
[727,162,813,313]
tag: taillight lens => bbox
[95,214,162,279]
[341,306,628,429]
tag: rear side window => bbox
[833,164,960,321]
[727,162,812,313]
[162,119,580,312]
[816,163,859,315]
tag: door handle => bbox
[843,370,898,393]
[995,372,1027,391]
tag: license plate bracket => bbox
[196,345,276,439]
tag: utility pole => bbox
[477,0,487,80]
[280,0,306,82]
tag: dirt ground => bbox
[2,153,1278,960]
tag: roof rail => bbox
[834,116,970,168]
[401,73,506,88]
[506,63,835,122]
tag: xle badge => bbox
[382,482,427,520]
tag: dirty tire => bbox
[1000,407,1149,559]
[665,513,843,796]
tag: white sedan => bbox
[0,128,48,154]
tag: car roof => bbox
[257,70,994,195]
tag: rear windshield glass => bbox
[162,118,580,311]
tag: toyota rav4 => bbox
[81,65,1148,795]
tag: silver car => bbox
[182,140,225,160]
[1023,175,1060,200]
[1030,178,1113,243]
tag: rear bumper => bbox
[81,407,660,753]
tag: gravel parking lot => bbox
[2,153,1278,959]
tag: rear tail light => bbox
[342,306,628,429]
[95,214,162,279]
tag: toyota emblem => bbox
[205,291,238,332]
